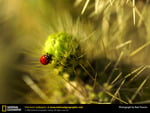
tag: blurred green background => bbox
[0,0,150,104]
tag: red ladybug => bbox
[40,54,52,65]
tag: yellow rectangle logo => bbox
[2,105,6,112]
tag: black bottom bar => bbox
[1,104,150,112]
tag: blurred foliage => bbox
[0,0,150,104]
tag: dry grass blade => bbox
[109,0,113,5]
[111,79,126,103]
[134,100,150,104]
[103,62,112,73]
[62,76,87,98]
[131,76,149,101]
[111,72,122,85]
[81,0,90,15]
[79,63,94,80]
[92,73,98,89]
[129,66,147,82]
[116,40,132,49]
[23,75,49,102]
[125,66,143,79]
[105,91,128,104]
[129,42,150,57]
[132,0,136,25]
[89,100,111,104]
[107,52,124,83]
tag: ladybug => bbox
[40,54,52,65]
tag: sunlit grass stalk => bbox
[129,65,147,82]
[81,0,90,15]
[129,42,150,57]
[125,66,144,79]
[107,51,124,83]
[110,79,126,103]
[105,91,128,104]
[23,76,49,102]
[131,76,149,101]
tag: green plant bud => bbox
[43,32,77,61]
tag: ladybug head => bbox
[40,54,52,65]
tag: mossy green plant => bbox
[43,32,77,60]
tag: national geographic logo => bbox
[1,105,22,112]
[2,105,6,112]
